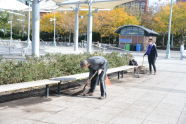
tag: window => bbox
[138,28,144,35]
[120,27,145,36]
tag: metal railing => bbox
[92,43,132,54]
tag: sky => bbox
[149,0,177,6]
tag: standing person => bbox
[80,56,108,99]
[180,42,184,60]
[144,37,158,75]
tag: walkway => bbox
[0,51,186,124]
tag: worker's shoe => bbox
[84,92,93,96]
[99,96,106,100]
[99,93,107,100]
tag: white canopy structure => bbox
[54,0,133,53]
[0,0,29,11]
[31,0,133,56]
[40,0,77,12]
[40,0,59,12]
[55,0,133,9]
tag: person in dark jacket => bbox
[144,37,158,74]
[80,56,108,99]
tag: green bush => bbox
[0,52,132,85]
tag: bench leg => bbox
[57,82,61,95]
[45,85,49,97]
[118,72,120,79]
[121,71,124,78]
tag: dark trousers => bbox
[148,56,156,73]
[89,67,107,97]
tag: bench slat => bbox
[0,66,135,93]
[0,80,59,93]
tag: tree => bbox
[40,8,140,43]
[0,12,9,38]
[40,12,75,42]
[172,2,186,44]
[152,6,169,46]
[150,2,186,46]
[93,8,139,43]
[40,12,57,33]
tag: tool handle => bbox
[89,71,98,80]
[142,56,144,66]
[82,71,98,91]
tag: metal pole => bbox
[53,13,56,46]
[87,0,93,53]
[171,34,174,48]
[8,20,12,54]
[27,0,31,47]
[10,21,12,41]
[32,0,40,57]
[74,4,79,52]
[166,0,173,59]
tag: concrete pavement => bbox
[0,51,186,124]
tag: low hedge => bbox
[0,52,132,85]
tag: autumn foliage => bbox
[40,8,139,41]
[141,2,186,45]
[93,8,139,37]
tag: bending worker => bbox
[80,56,108,99]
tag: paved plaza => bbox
[0,51,186,124]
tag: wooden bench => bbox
[0,66,135,97]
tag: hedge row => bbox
[0,52,132,85]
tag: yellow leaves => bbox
[152,2,186,34]
[40,8,140,37]
[40,12,75,34]
[40,13,54,33]
[93,8,139,37]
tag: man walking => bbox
[180,42,185,60]
[80,56,108,99]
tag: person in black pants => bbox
[144,38,158,74]
[80,56,108,99]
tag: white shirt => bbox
[180,44,184,53]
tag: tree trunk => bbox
[109,36,110,45]
[162,33,165,47]
[69,32,71,44]
[100,36,102,43]
[171,34,174,48]
[64,34,66,44]
[181,30,184,44]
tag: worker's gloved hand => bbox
[98,69,103,75]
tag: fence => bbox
[0,40,129,57]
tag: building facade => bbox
[115,25,158,51]
[117,0,148,13]
[177,0,186,2]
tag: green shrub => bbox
[0,52,132,85]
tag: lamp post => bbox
[87,0,93,53]
[27,0,31,47]
[74,4,79,52]
[166,0,173,59]
[8,21,13,40]
[8,20,12,54]
[50,17,56,46]
[17,19,25,38]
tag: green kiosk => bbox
[115,25,159,51]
